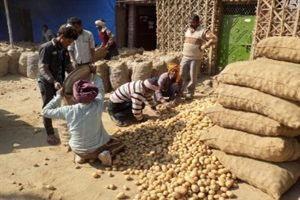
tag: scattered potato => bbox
[110,97,236,199]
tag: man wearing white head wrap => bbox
[95,19,119,59]
[107,78,159,127]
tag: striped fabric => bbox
[182,27,206,60]
[110,80,155,120]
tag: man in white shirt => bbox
[67,17,95,68]
[180,14,217,100]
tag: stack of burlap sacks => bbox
[94,50,181,93]
[201,37,300,199]
[0,42,39,79]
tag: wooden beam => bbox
[293,5,300,36]
[266,0,275,36]
[279,0,287,36]
[251,0,261,59]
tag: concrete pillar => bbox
[116,5,127,48]
[128,4,136,48]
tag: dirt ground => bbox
[0,75,300,200]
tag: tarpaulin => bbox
[0,0,116,44]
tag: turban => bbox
[95,20,106,28]
[167,63,180,83]
[143,77,159,91]
[73,80,98,104]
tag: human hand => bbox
[56,88,64,96]
[141,117,148,122]
[89,63,96,74]
[54,81,62,90]
[71,60,78,68]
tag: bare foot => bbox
[74,155,87,164]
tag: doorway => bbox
[217,3,256,71]
[135,5,156,50]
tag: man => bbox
[95,19,119,60]
[42,77,123,165]
[38,24,78,145]
[42,24,54,42]
[155,63,182,107]
[107,78,159,127]
[180,14,217,100]
[67,17,95,68]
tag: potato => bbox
[112,97,237,199]
[116,192,127,199]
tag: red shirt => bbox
[98,30,116,48]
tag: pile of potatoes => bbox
[112,97,237,200]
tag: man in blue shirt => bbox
[42,76,123,165]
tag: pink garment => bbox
[73,80,98,104]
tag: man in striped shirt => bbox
[180,14,217,100]
[108,78,159,127]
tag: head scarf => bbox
[95,20,106,28]
[167,63,180,83]
[73,80,98,104]
[143,77,159,91]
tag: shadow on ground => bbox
[0,193,44,200]
[0,109,50,154]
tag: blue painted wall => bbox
[0,0,116,44]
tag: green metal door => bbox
[217,15,255,70]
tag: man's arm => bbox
[65,51,74,74]
[201,30,217,50]
[89,32,96,63]
[105,30,114,48]
[205,30,217,41]
[39,46,55,83]
[42,94,69,119]
[92,76,105,102]
[130,93,146,121]
[68,42,77,67]
[155,74,168,103]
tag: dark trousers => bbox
[107,100,145,122]
[156,83,180,102]
[38,79,56,136]
[105,46,119,60]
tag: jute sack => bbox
[202,126,300,162]
[213,150,300,199]
[18,52,30,76]
[204,104,300,137]
[217,84,300,129]
[0,53,9,77]
[218,58,300,102]
[151,60,167,77]
[131,61,153,81]
[94,47,108,62]
[255,36,300,63]
[108,61,129,90]
[26,51,39,79]
[95,60,111,93]
[7,49,21,74]
[159,55,180,65]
